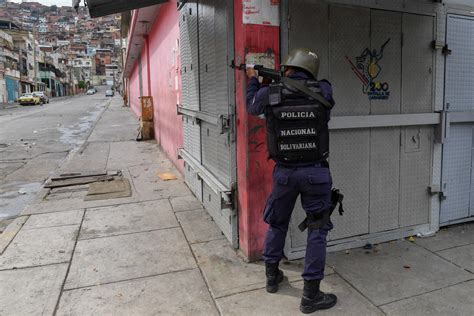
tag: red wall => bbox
[148,4,183,171]
[129,62,141,117]
[127,1,279,260]
[128,3,184,172]
[234,1,280,260]
[140,42,150,98]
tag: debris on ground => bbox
[157,172,178,181]
[363,243,373,250]
[45,175,114,188]
[85,179,132,201]
[407,236,416,242]
[403,265,411,269]
[43,170,131,202]
[18,189,27,195]
[45,171,121,189]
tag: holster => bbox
[298,189,345,232]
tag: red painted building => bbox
[123,0,474,261]
[95,49,112,75]
[124,1,278,260]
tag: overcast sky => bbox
[10,0,73,6]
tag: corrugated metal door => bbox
[441,15,474,224]
[285,2,435,258]
[180,2,203,202]
[178,0,237,247]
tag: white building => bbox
[38,24,48,33]
[57,40,70,47]
[73,57,94,82]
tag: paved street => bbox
[0,89,112,229]
[0,96,472,315]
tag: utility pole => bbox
[33,26,38,91]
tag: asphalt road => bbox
[0,87,113,228]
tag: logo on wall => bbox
[345,39,391,100]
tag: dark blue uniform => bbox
[246,72,335,281]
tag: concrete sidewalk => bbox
[0,97,472,315]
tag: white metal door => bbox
[284,1,436,258]
[441,14,474,224]
[179,0,238,247]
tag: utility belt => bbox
[277,160,329,169]
[298,189,345,232]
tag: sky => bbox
[10,0,73,6]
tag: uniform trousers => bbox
[262,163,333,280]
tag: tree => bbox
[78,81,86,89]
[50,5,58,12]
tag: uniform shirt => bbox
[246,72,335,116]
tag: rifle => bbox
[230,60,333,109]
[230,61,282,82]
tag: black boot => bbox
[265,262,284,293]
[300,279,337,314]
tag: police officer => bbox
[246,48,337,314]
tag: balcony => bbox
[20,74,34,84]
[5,69,20,79]
[3,49,19,61]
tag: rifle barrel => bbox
[230,61,281,81]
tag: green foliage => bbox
[78,81,86,89]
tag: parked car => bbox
[32,91,49,104]
[105,90,114,97]
[87,89,96,95]
[17,93,41,106]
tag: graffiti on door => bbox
[346,39,391,100]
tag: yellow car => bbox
[18,93,42,106]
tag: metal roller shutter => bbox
[441,15,474,225]
[178,0,237,247]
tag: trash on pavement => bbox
[363,243,373,250]
[157,172,178,181]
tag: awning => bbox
[85,0,168,18]
[123,5,162,77]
